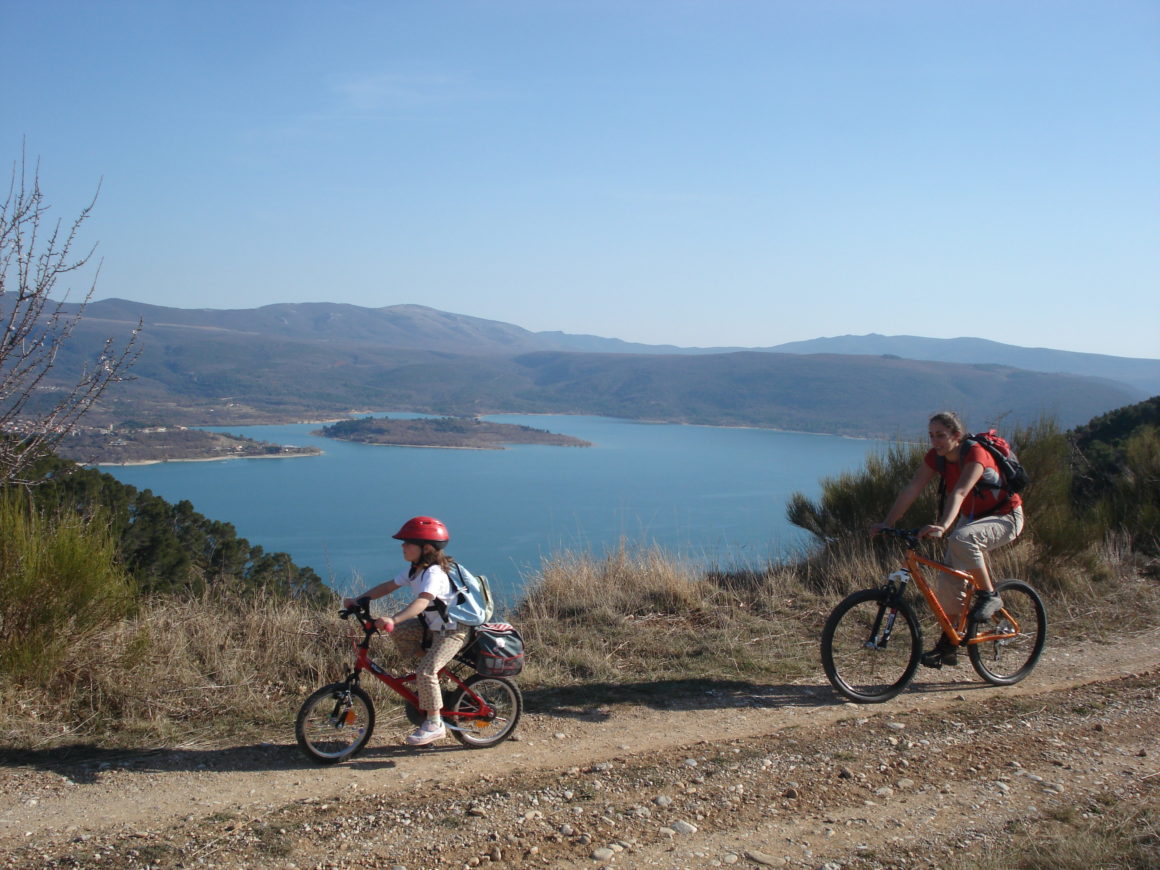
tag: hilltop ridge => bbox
[79,298,1160,393]
[38,299,1154,437]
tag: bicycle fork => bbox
[863,571,910,650]
[322,671,367,727]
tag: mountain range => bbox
[48,299,1157,438]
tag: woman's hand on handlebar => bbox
[918,523,946,539]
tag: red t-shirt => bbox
[925,442,1022,519]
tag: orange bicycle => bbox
[820,527,1047,703]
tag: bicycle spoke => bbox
[295,683,375,763]
[822,589,920,703]
[449,676,523,748]
[967,580,1047,685]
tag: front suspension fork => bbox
[864,577,907,650]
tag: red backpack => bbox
[936,429,1030,516]
[962,430,1030,494]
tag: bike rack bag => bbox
[458,623,525,677]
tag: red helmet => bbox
[392,516,450,548]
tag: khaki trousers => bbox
[934,507,1025,622]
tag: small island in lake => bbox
[316,416,592,450]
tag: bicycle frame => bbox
[887,535,1024,647]
[340,613,495,731]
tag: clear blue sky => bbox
[4,0,1158,359]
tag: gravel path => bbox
[1,628,1157,869]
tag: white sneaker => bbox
[405,720,446,746]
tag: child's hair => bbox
[929,410,966,435]
[410,545,451,577]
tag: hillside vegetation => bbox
[49,301,1146,437]
[12,455,331,601]
[1,398,1157,751]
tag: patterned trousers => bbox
[390,618,469,719]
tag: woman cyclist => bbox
[872,411,1024,668]
[343,516,468,746]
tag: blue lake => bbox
[99,415,889,605]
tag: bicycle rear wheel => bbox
[967,579,1047,685]
[821,588,922,703]
[295,682,375,764]
[447,674,523,748]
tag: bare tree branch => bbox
[0,148,141,484]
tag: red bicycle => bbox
[295,600,523,763]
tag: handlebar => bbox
[338,598,393,632]
[875,527,923,548]
[339,596,372,621]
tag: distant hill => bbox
[79,299,550,353]
[763,334,1160,397]
[37,299,1150,438]
[77,299,1160,392]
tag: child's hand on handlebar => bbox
[918,524,946,539]
[373,616,395,633]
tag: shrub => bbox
[0,492,136,683]
[786,440,932,542]
[1013,417,1096,560]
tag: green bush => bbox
[784,413,1160,585]
[0,492,136,683]
[1071,397,1160,554]
[18,455,332,602]
[786,440,932,542]
[1008,417,1095,560]
[1088,424,1160,554]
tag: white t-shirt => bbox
[393,564,457,630]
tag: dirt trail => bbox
[1,628,1157,869]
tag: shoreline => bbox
[92,450,322,468]
[192,409,884,442]
[455,410,885,442]
[319,438,501,451]
[93,412,884,462]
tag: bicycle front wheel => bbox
[295,682,375,764]
[448,675,523,748]
[967,579,1047,686]
[821,588,921,703]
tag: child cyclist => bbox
[343,516,468,746]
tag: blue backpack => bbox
[429,561,494,627]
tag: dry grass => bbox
[0,592,347,750]
[0,537,1156,752]
[514,544,828,690]
[945,791,1159,870]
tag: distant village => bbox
[55,424,321,466]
